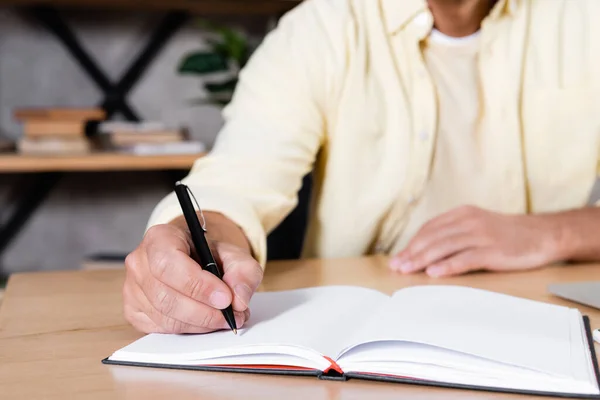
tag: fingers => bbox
[124,272,248,334]
[396,233,481,274]
[424,249,491,278]
[391,207,471,268]
[393,224,472,271]
[124,222,263,334]
[218,241,264,312]
[391,206,489,274]
[142,275,239,330]
[124,225,262,334]
[144,225,234,307]
[145,224,191,254]
[145,246,234,310]
[123,277,163,334]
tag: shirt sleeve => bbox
[146,0,345,267]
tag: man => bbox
[123,0,600,334]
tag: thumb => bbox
[217,243,264,312]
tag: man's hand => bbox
[390,205,565,278]
[123,223,263,334]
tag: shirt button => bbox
[419,131,429,141]
[408,196,416,204]
[375,242,386,253]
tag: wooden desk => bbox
[0,152,202,173]
[0,256,599,399]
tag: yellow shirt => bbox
[148,0,600,268]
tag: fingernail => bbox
[427,266,444,278]
[399,261,415,273]
[234,284,253,308]
[235,313,245,329]
[209,291,230,309]
[389,258,403,270]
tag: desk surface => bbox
[0,152,203,173]
[1,256,599,400]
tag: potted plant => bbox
[177,22,257,106]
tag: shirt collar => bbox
[380,0,519,35]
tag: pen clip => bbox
[177,182,207,231]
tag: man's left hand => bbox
[390,205,564,277]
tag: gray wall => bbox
[0,9,258,273]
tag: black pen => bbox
[174,182,238,335]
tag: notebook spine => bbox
[318,369,348,381]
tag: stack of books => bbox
[98,122,205,155]
[14,108,105,155]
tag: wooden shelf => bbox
[0,152,203,173]
[0,0,301,14]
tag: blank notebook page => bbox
[340,285,584,378]
[111,286,387,362]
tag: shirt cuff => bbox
[147,185,268,269]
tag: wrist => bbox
[536,212,588,264]
[532,214,571,265]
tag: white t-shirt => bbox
[394,28,507,251]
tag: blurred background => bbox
[0,0,308,288]
[0,0,598,296]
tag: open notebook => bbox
[104,285,600,398]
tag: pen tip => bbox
[233,329,238,335]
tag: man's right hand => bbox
[123,223,263,334]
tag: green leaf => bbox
[204,26,248,64]
[208,41,232,60]
[178,52,228,74]
[204,78,238,93]
[187,95,231,107]
[222,30,248,65]
[191,18,252,66]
